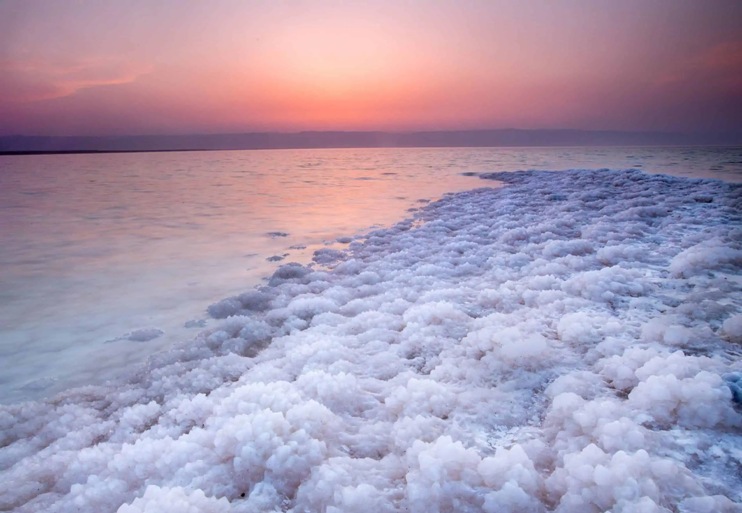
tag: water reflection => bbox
[0,148,478,402]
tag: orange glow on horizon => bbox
[1,1,740,136]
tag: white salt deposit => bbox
[1,169,741,512]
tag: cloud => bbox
[0,56,152,103]
[700,41,742,71]
[654,40,742,89]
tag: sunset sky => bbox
[1,0,741,137]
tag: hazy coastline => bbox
[3,128,742,155]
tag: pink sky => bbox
[1,0,740,136]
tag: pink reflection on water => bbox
[0,148,479,402]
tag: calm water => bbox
[1,146,741,403]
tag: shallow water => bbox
[1,145,740,403]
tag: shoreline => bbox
[0,153,482,405]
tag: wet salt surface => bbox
[1,167,741,512]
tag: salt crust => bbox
[1,169,741,512]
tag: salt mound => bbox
[2,169,741,512]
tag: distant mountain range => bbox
[1,129,740,154]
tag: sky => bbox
[0,0,741,137]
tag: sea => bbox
[1,145,741,404]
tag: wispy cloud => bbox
[654,41,742,89]
[0,56,152,103]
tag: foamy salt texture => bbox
[2,169,741,512]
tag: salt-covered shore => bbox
[1,169,741,512]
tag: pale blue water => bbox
[1,146,740,403]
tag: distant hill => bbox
[1,129,740,154]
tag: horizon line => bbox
[2,127,740,155]
[2,126,734,140]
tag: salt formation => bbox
[1,169,741,512]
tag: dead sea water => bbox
[1,145,740,403]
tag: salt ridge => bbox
[1,169,741,512]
